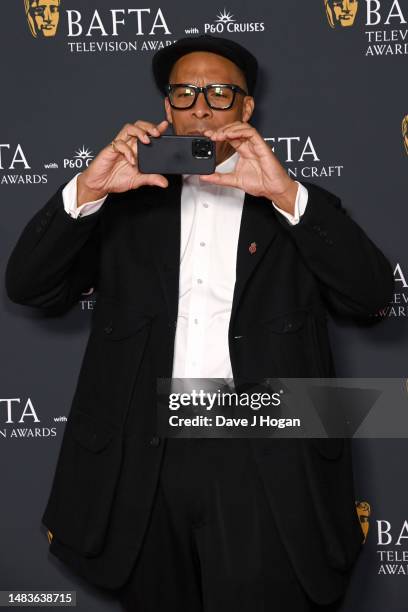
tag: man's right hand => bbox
[76,119,169,207]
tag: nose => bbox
[192,91,212,118]
[44,7,52,22]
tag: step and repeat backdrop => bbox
[1,1,407,611]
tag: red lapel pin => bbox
[249,241,257,255]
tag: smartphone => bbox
[138,135,216,175]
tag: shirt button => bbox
[149,436,161,447]
[197,278,203,284]
[194,318,198,324]
[200,241,206,247]
[202,202,209,208]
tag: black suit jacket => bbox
[5,175,394,605]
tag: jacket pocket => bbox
[70,298,154,427]
[261,308,309,334]
[258,309,318,378]
[42,410,122,557]
[93,296,156,341]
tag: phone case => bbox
[138,135,216,175]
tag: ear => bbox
[164,97,173,124]
[242,97,255,123]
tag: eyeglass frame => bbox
[165,83,249,110]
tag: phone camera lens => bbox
[192,138,213,159]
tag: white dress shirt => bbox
[62,151,308,379]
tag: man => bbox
[5,34,393,611]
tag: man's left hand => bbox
[199,121,298,215]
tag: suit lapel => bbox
[230,192,280,325]
[149,173,182,325]
[149,175,280,325]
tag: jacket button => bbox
[149,436,161,447]
[40,218,48,227]
[104,322,113,334]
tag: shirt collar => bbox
[182,150,239,184]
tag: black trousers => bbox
[117,438,345,612]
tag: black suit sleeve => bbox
[5,183,105,314]
[274,180,395,321]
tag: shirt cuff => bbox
[271,181,308,225]
[62,173,108,219]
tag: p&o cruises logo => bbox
[203,9,265,34]
[63,146,94,170]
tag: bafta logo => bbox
[355,500,370,542]
[402,115,408,156]
[324,0,358,28]
[24,0,60,38]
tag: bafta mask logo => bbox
[402,115,408,156]
[355,500,371,542]
[24,0,61,38]
[324,0,358,28]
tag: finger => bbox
[209,126,256,140]
[117,120,169,146]
[204,121,248,137]
[225,125,258,138]
[135,119,169,137]
[110,139,136,166]
[155,119,169,133]
[127,126,153,144]
[225,137,245,150]
[206,121,245,133]
[199,172,239,188]
[116,123,153,144]
[138,173,169,188]
[120,134,139,158]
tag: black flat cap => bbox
[152,34,258,96]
